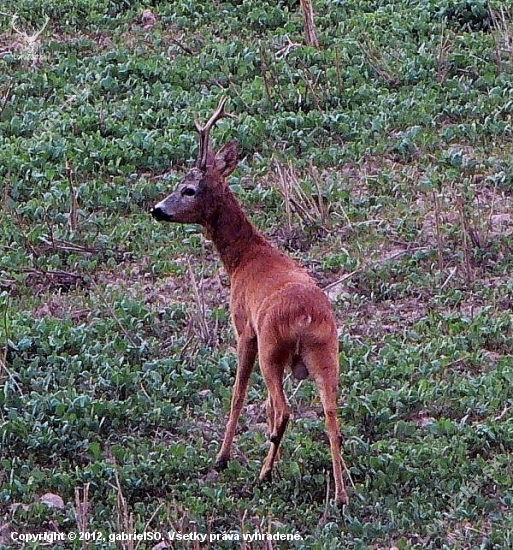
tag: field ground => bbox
[0,1,512,548]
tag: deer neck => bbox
[204,186,267,275]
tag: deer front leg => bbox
[216,332,257,469]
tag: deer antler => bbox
[195,96,236,169]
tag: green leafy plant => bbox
[0,0,512,548]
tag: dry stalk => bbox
[260,41,286,105]
[495,404,512,422]
[0,81,13,118]
[186,257,218,347]
[178,331,199,363]
[300,0,319,48]
[266,516,274,550]
[269,60,287,106]
[432,190,445,271]
[323,246,429,291]
[2,175,11,212]
[65,158,79,232]
[36,237,108,256]
[340,452,360,501]
[16,266,84,290]
[164,503,202,548]
[436,18,453,84]
[11,210,39,258]
[164,504,181,547]
[288,377,304,402]
[272,160,292,229]
[0,358,23,396]
[190,521,200,550]
[455,194,474,286]
[259,41,275,106]
[0,296,23,395]
[334,48,343,92]
[112,467,135,550]
[74,483,91,550]
[440,266,458,291]
[360,34,401,87]
[491,6,512,73]
[271,159,327,229]
[299,65,323,112]
[483,180,500,246]
[169,36,195,56]
[307,161,328,222]
[240,509,249,550]
[98,102,106,136]
[458,186,483,249]
[321,471,331,524]
[275,36,301,59]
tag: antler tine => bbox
[196,96,230,132]
[195,96,236,168]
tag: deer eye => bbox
[182,187,196,197]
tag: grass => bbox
[0,0,512,548]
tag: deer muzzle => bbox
[150,205,173,222]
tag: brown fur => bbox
[152,124,348,506]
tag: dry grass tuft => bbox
[491,6,512,73]
[271,159,328,229]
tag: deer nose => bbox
[151,206,172,221]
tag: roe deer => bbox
[151,98,348,506]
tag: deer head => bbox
[151,97,238,225]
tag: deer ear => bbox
[214,140,239,177]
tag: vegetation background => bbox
[0,0,512,548]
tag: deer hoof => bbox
[258,468,272,483]
[215,454,230,470]
[335,491,349,508]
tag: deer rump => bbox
[253,282,337,381]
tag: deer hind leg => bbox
[216,333,257,469]
[305,346,348,507]
[258,347,291,482]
